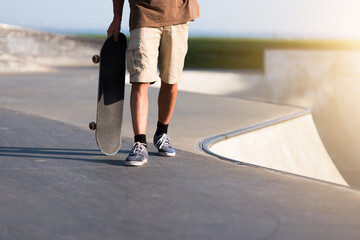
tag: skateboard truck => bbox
[89,122,96,130]
[89,55,100,131]
[92,55,100,64]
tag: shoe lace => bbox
[156,134,172,149]
[131,142,146,155]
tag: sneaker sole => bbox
[158,151,176,157]
[124,159,148,166]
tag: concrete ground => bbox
[1,67,360,239]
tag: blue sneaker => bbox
[124,142,148,166]
[153,133,176,157]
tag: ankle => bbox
[155,121,168,135]
[134,134,147,146]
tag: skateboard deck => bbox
[89,33,127,155]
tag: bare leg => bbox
[158,82,178,125]
[130,83,150,135]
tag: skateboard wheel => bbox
[92,55,100,64]
[89,122,96,130]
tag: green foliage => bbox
[186,38,266,69]
[75,34,107,40]
[186,37,360,69]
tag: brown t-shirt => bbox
[128,0,200,30]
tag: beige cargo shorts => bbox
[127,22,190,85]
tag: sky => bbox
[1,0,360,39]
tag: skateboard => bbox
[89,33,127,155]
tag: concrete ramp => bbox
[204,112,348,186]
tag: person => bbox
[107,0,200,166]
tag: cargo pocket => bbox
[127,40,144,76]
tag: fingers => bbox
[107,22,121,42]
[113,31,119,42]
[106,30,119,42]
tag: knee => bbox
[161,82,177,93]
[132,82,150,94]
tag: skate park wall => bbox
[0,24,101,73]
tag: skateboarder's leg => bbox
[152,23,189,157]
[127,27,161,138]
[125,82,150,166]
[125,28,161,165]
[130,82,150,136]
[153,82,178,157]
[158,82,178,125]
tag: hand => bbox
[107,17,121,41]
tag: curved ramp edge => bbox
[202,112,348,186]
